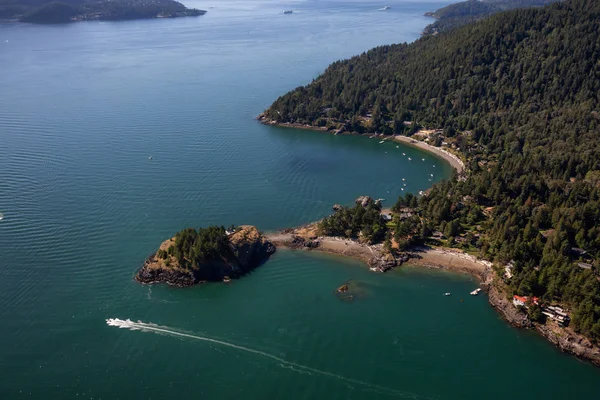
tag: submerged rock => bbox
[334,280,370,302]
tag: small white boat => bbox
[379,140,385,144]
[396,145,399,148]
[433,165,436,168]
[444,292,451,296]
[470,288,482,296]
[148,156,153,160]
[402,153,406,156]
[0,213,3,221]
[403,183,406,186]
[283,10,293,14]
[382,6,391,10]
[401,188,404,191]
[408,157,412,161]
[418,191,424,195]
[402,178,405,181]
[430,173,434,177]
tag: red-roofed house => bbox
[513,295,539,308]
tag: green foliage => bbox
[528,303,545,323]
[20,2,77,23]
[423,0,559,35]
[319,200,386,244]
[1,0,205,23]
[169,226,231,269]
[269,0,600,340]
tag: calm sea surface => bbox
[1,1,598,398]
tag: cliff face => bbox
[487,282,600,366]
[136,225,275,287]
[228,225,276,270]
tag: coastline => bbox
[257,116,465,174]
[268,225,600,366]
[392,135,465,174]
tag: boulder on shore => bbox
[355,196,373,207]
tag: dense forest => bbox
[264,0,600,340]
[319,198,387,244]
[423,0,560,35]
[0,0,205,23]
[156,226,231,270]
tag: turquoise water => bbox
[0,1,599,398]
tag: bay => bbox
[0,1,598,398]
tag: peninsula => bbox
[0,0,206,24]
[259,0,600,364]
[136,225,275,287]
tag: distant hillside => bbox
[423,0,559,35]
[0,0,206,23]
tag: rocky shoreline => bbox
[266,222,410,272]
[136,225,275,287]
[406,247,600,366]
[268,223,600,366]
[487,281,600,366]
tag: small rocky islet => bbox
[136,225,275,287]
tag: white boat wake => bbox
[106,318,420,398]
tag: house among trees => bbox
[504,261,514,280]
[513,295,539,308]
[542,306,570,327]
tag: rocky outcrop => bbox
[536,324,600,366]
[136,225,275,287]
[355,196,373,207]
[487,285,533,329]
[286,235,321,250]
[369,251,410,272]
[136,256,197,287]
[228,225,276,271]
[487,283,600,366]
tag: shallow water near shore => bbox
[1,0,600,398]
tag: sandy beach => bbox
[267,227,491,283]
[406,246,493,283]
[257,116,465,174]
[392,135,465,174]
[267,224,379,261]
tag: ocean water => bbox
[0,1,599,398]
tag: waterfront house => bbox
[513,295,539,308]
[542,305,570,327]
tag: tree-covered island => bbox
[0,0,206,23]
[137,225,275,287]
[259,0,600,357]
